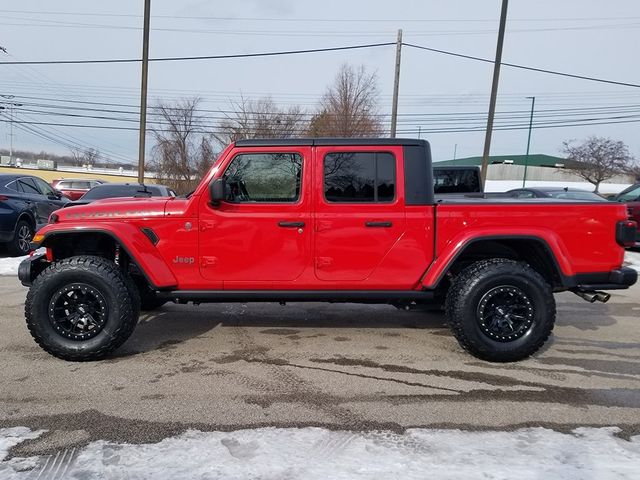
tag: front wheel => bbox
[25,256,140,361]
[8,219,34,256]
[445,258,556,362]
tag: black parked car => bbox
[64,183,176,207]
[507,187,607,201]
[0,174,69,255]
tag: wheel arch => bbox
[39,228,177,289]
[16,211,36,231]
[426,235,566,291]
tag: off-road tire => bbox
[25,256,140,361]
[445,258,556,362]
[8,219,34,256]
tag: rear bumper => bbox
[18,253,49,287]
[566,266,638,291]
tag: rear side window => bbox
[18,178,41,195]
[5,180,18,192]
[223,153,303,203]
[71,181,91,189]
[324,152,395,203]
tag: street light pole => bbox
[1,95,21,165]
[522,96,535,187]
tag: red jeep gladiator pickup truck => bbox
[19,139,637,362]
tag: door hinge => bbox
[316,221,332,232]
[200,221,216,232]
[201,256,218,268]
[315,256,333,269]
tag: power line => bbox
[1,9,639,23]
[0,42,395,65]
[403,42,640,89]
[4,115,640,135]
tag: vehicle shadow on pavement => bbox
[554,292,628,331]
[110,303,448,359]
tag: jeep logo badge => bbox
[173,256,195,264]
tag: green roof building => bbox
[434,154,577,168]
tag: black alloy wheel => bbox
[48,283,109,340]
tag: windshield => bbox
[82,185,154,200]
[547,191,606,201]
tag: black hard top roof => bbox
[234,138,429,147]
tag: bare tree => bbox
[562,136,634,192]
[307,64,384,137]
[213,97,307,147]
[626,159,640,183]
[151,98,216,194]
[69,147,100,167]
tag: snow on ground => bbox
[0,254,29,276]
[1,427,639,480]
[0,250,46,276]
[625,250,640,272]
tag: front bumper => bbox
[18,253,50,287]
[567,266,638,291]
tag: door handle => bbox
[365,221,392,228]
[278,221,305,228]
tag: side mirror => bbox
[209,178,226,207]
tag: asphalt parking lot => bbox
[0,275,639,458]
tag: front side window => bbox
[324,152,395,203]
[33,177,56,196]
[222,153,302,203]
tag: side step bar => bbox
[156,290,436,304]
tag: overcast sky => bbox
[1,0,639,166]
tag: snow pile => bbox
[0,250,45,276]
[1,427,640,479]
[0,255,29,276]
[625,251,640,272]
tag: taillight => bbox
[0,195,8,201]
[616,220,637,247]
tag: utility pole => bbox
[417,126,421,139]
[480,0,509,190]
[137,0,151,184]
[522,96,535,187]
[454,143,458,160]
[390,29,403,138]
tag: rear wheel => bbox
[25,256,140,361]
[8,219,34,256]
[445,258,556,362]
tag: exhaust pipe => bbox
[573,290,610,303]
[574,291,597,303]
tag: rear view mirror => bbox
[209,178,226,207]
